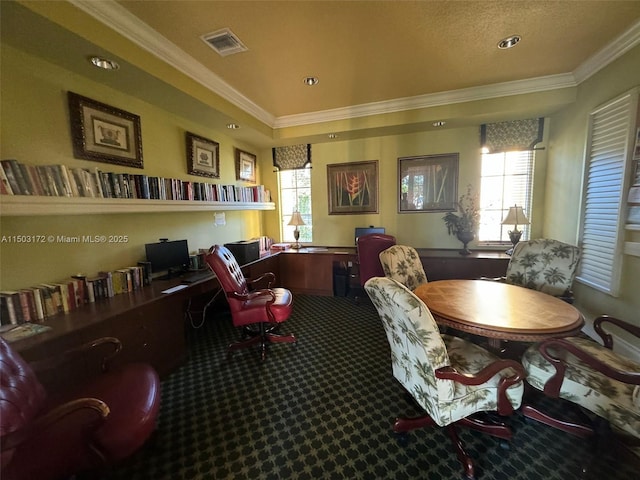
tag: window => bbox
[478,150,534,243]
[279,166,312,243]
[577,89,638,296]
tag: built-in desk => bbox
[9,247,509,393]
[279,247,510,296]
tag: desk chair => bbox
[0,337,160,480]
[205,245,296,360]
[522,315,640,470]
[365,277,525,480]
[356,233,396,300]
[379,244,428,291]
[504,238,581,303]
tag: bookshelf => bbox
[0,195,275,216]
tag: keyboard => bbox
[181,271,213,283]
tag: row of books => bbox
[0,159,271,203]
[0,264,152,326]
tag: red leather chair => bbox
[356,233,397,290]
[0,336,160,480]
[205,244,296,360]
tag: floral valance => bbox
[480,118,544,153]
[272,144,312,171]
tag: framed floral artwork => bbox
[186,132,220,178]
[68,92,143,168]
[327,160,378,215]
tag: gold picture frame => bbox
[68,92,143,168]
[327,160,378,215]
[235,148,256,182]
[186,132,220,178]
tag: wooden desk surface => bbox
[414,279,584,342]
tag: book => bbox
[1,323,52,343]
[1,160,26,195]
[0,292,20,325]
[0,163,14,194]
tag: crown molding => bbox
[70,0,275,126]
[573,19,640,84]
[273,74,577,128]
[70,0,639,131]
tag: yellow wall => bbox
[0,45,264,291]
[545,45,640,324]
[260,122,548,248]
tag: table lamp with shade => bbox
[288,211,305,249]
[502,205,530,255]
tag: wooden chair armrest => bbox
[30,337,122,374]
[537,337,640,398]
[594,315,640,349]
[436,359,525,415]
[0,397,109,452]
[247,272,275,289]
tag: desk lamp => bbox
[288,211,305,249]
[502,205,530,255]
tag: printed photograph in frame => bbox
[186,132,220,178]
[327,160,378,215]
[235,148,256,182]
[68,91,143,168]
[398,153,459,212]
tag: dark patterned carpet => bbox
[95,295,638,480]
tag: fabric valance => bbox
[480,118,544,153]
[272,144,312,171]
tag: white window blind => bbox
[577,89,638,296]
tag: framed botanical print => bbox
[235,148,256,182]
[327,160,378,215]
[186,132,220,178]
[68,92,143,168]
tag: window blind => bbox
[577,90,638,296]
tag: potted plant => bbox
[442,184,480,255]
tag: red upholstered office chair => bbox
[356,233,396,299]
[205,244,296,360]
[0,337,160,480]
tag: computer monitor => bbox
[145,239,190,279]
[354,227,385,245]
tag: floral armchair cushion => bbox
[505,239,581,297]
[364,276,523,427]
[379,245,428,291]
[522,336,640,439]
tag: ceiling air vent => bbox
[201,28,248,57]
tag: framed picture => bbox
[68,92,143,168]
[235,148,256,182]
[186,132,220,178]
[398,153,459,212]
[327,160,378,215]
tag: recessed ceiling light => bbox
[497,35,521,50]
[303,76,319,86]
[433,121,446,127]
[226,123,240,129]
[90,56,119,70]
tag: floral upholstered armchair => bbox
[522,315,640,464]
[364,277,525,480]
[378,245,428,291]
[504,238,581,302]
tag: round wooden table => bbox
[413,279,584,342]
